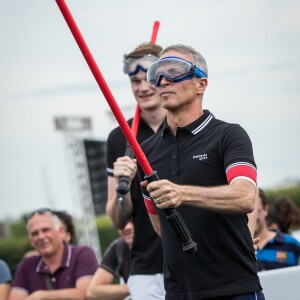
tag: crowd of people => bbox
[1,41,300,299]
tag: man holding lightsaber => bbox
[139,44,264,299]
[106,42,166,300]
[53,2,260,298]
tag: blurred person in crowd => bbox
[271,196,300,234]
[266,196,300,241]
[265,204,280,231]
[8,208,98,300]
[255,189,300,271]
[22,209,77,259]
[87,220,133,300]
[106,42,165,299]
[52,210,77,245]
[0,259,12,300]
[139,44,263,299]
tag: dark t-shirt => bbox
[106,117,164,275]
[139,110,262,299]
[12,243,98,294]
[100,237,131,282]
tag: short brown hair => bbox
[123,42,162,61]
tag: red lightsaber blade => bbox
[130,105,141,138]
[118,20,159,212]
[55,0,152,175]
[131,20,160,137]
[150,20,160,44]
[54,0,197,253]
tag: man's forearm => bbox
[149,179,256,214]
[247,187,259,237]
[0,284,10,300]
[149,214,161,236]
[107,193,133,229]
[183,180,256,213]
[87,284,129,300]
[106,177,133,229]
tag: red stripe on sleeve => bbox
[226,164,257,185]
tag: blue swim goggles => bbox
[123,54,159,76]
[147,56,207,87]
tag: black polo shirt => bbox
[139,110,261,299]
[106,117,164,276]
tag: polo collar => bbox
[162,109,214,135]
[36,241,72,274]
[270,231,285,244]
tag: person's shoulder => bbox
[0,260,10,272]
[274,230,300,247]
[21,255,41,264]
[0,259,7,268]
[70,244,99,265]
[108,118,133,139]
[210,114,242,131]
[71,244,96,253]
[108,237,123,246]
[282,232,300,246]
[213,117,250,140]
[0,260,11,283]
[114,237,126,249]
[15,255,41,273]
[103,237,123,254]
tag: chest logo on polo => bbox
[193,154,208,161]
[276,251,287,262]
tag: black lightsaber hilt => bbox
[145,171,197,254]
[116,143,134,213]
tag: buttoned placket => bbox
[170,139,178,182]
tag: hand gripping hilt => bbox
[116,144,134,213]
[144,171,197,253]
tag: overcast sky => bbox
[1,0,300,221]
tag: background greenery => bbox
[265,185,300,206]
[1,185,299,273]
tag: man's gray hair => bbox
[52,214,62,229]
[26,212,62,231]
[160,44,208,77]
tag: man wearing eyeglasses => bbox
[138,44,264,299]
[106,42,166,299]
[8,209,98,300]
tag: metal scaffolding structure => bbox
[54,116,101,261]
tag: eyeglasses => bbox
[147,56,207,87]
[25,208,53,222]
[123,54,159,76]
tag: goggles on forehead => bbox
[147,56,207,87]
[123,54,159,76]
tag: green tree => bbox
[265,185,300,207]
